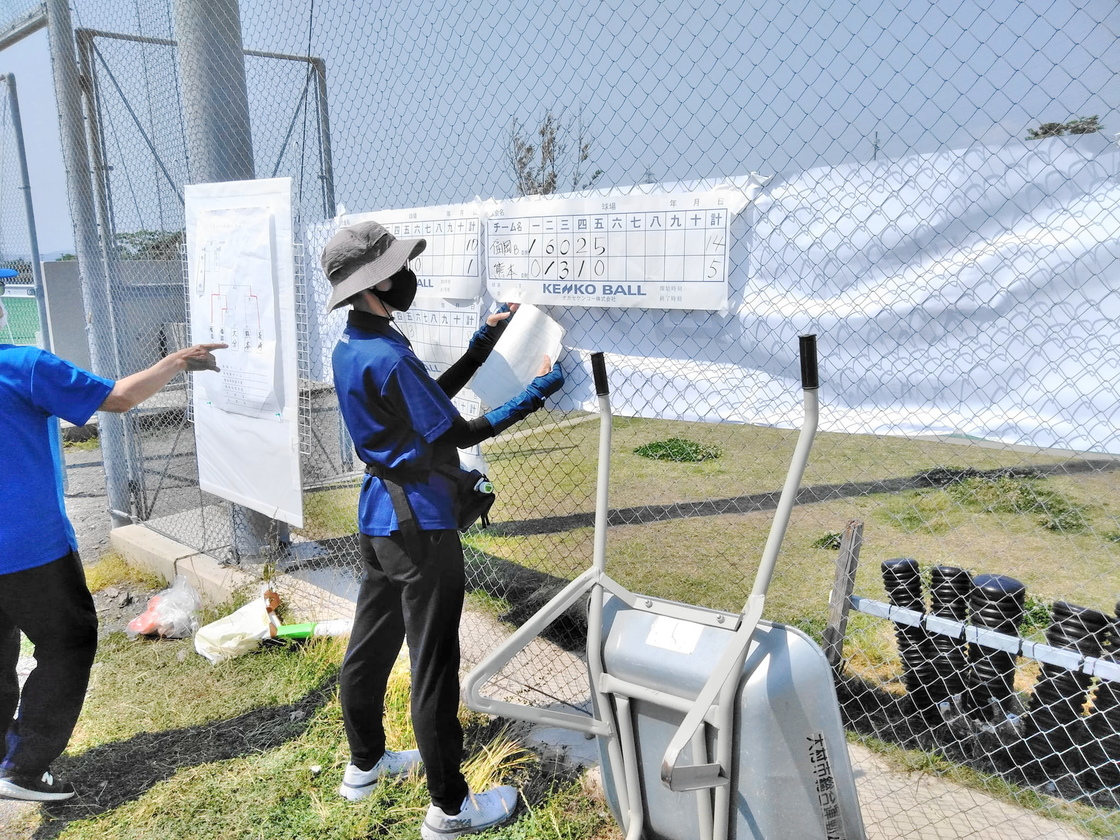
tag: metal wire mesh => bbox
[15,0,1120,835]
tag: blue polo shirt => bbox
[0,345,114,574]
[332,311,460,535]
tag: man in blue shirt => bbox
[0,271,225,802]
[321,221,563,839]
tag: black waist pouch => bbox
[364,462,495,534]
[443,467,496,531]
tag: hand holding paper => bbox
[470,303,565,408]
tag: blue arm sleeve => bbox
[482,362,564,435]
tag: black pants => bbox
[340,530,469,812]
[0,551,98,777]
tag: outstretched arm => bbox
[100,342,227,413]
[435,355,564,448]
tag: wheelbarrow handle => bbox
[799,334,818,390]
[591,351,610,396]
[663,333,822,794]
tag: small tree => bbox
[1065,115,1102,135]
[1026,121,1067,140]
[1026,116,1102,140]
[507,107,603,197]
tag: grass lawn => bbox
[288,411,1120,672]
[270,413,1120,837]
[465,416,1120,621]
[12,560,621,840]
[293,414,1120,697]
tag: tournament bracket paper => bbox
[185,178,303,527]
[486,185,749,310]
[347,203,485,299]
[191,206,282,419]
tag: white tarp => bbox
[305,136,1120,455]
[555,136,1120,454]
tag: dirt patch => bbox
[92,584,161,639]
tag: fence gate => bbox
[76,25,334,553]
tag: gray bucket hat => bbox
[321,220,426,312]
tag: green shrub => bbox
[878,490,958,534]
[945,475,1090,533]
[1019,594,1054,636]
[633,437,722,462]
[811,532,843,550]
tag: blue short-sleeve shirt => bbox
[0,345,114,573]
[332,312,461,535]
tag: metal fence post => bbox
[46,0,133,526]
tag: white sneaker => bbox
[338,749,423,801]
[0,769,76,802]
[420,786,519,838]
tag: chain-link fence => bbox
[13,0,1120,835]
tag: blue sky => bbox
[0,0,1115,254]
[0,28,70,255]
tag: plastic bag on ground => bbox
[126,575,202,639]
[194,594,282,664]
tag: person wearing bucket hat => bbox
[0,282,226,803]
[322,220,428,314]
[322,221,563,838]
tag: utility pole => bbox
[173,0,286,560]
[173,0,254,183]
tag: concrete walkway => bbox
[851,744,1085,839]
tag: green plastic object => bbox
[275,622,317,639]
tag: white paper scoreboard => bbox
[486,186,748,310]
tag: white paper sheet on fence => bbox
[486,182,754,311]
[470,303,565,408]
[186,178,303,527]
[557,136,1120,454]
[394,296,482,369]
